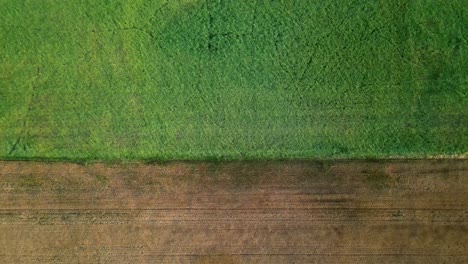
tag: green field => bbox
[1,0,467,160]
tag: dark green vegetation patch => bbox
[1,0,467,160]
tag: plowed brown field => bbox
[0,160,467,263]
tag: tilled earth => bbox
[0,160,467,263]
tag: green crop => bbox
[1,0,466,161]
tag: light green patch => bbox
[95,174,108,183]
[17,175,44,188]
[365,173,391,191]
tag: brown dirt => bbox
[0,160,467,263]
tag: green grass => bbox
[1,0,467,161]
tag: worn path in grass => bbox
[0,159,466,263]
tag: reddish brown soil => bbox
[0,160,467,263]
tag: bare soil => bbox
[0,160,467,263]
